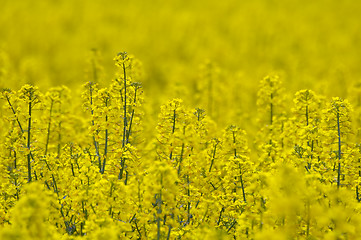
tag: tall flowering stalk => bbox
[156,99,191,169]
[218,125,252,234]
[256,75,286,169]
[82,81,102,170]
[82,52,143,182]
[222,125,251,203]
[143,160,179,239]
[113,52,143,181]
[4,85,42,183]
[43,86,71,157]
[323,97,353,188]
[290,89,324,171]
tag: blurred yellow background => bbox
[1,0,361,118]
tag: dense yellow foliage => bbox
[1,0,361,239]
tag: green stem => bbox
[232,131,247,203]
[52,174,58,194]
[177,143,185,176]
[209,140,219,172]
[5,95,24,133]
[126,86,139,144]
[120,54,129,180]
[239,168,247,203]
[57,95,63,157]
[217,207,224,225]
[88,83,102,170]
[336,111,342,189]
[122,60,128,148]
[227,220,237,233]
[169,108,177,160]
[45,99,54,155]
[27,93,32,183]
[57,121,62,157]
[166,226,172,240]
[187,174,191,224]
[134,220,142,238]
[101,98,109,174]
[157,174,163,240]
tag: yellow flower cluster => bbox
[2,54,361,240]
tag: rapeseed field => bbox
[1,0,361,239]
